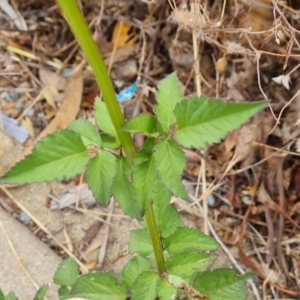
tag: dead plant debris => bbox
[0,0,300,298]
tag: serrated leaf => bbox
[129,229,153,257]
[112,157,140,219]
[0,130,89,184]
[152,180,183,237]
[33,284,49,300]
[166,251,217,278]
[122,256,151,289]
[54,258,79,286]
[156,278,177,300]
[133,152,157,215]
[163,227,219,254]
[122,114,159,137]
[68,120,102,147]
[156,73,183,133]
[86,151,116,206]
[70,273,127,300]
[131,271,159,300]
[174,97,267,148]
[193,269,255,300]
[94,98,118,140]
[153,139,188,200]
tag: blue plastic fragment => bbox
[0,113,29,143]
[116,80,138,103]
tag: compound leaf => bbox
[95,98,119,141]
[0,130,89,184]
[166,251,217,278]
[122,114,158,137]
[153,139,188,200]
[129,229,152,257]
[112,157,140,219]
[133,152,157,215]
[68,119,102,147]
[155,73,183,133]
[152,180,183,238]
[163,227,219,255]
[122,256,151,289]
[193,269,255,300]
[174,97,267,149]
[131,271,159,300]
[86,151,116,206]
[54,258,79,286]
[70,273,127,300]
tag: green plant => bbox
[0,1,267,299]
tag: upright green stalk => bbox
[56,0,165,273]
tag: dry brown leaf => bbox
[39,68,67,91]
[112,22,137,48]
[37,70,83,140]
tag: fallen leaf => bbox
[39,68,67,91]
[37,70,83,140]
[112,22,137,48]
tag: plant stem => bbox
[56,0,135,159]
[145,206,166,273]
[55,0,166,273]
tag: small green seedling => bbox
[0,1,266,299]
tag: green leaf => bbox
[129,229,153,257]
[156,278,177,300]
[68,119,102,147]
[131,271,159,300]
[54,258,79,286]
[33,284,49,300]
[153,139,188,200]
[193,269,255,300]
[95,98,119,140]
[3,292,17,300]
[122,114,159,137]
[122,256,151,289]
[101,133,120,149]
[174,97,267,148]
[163,227,219,254]
[112,157,140,219]
[152,180,183,238]
[0,130,89,184]
[133,152,157,215]
[70,273,127,300]
[155,73,183,133]
[57,286,71,299]
[0,290,4,300]
[166,251,217,278]
[86,151,116,206]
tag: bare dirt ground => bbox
[0,0,300,299]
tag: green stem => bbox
[56,0,135,159]
[145,206,166,273]
[56,0,166,273]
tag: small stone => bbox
[17,212,31,225]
